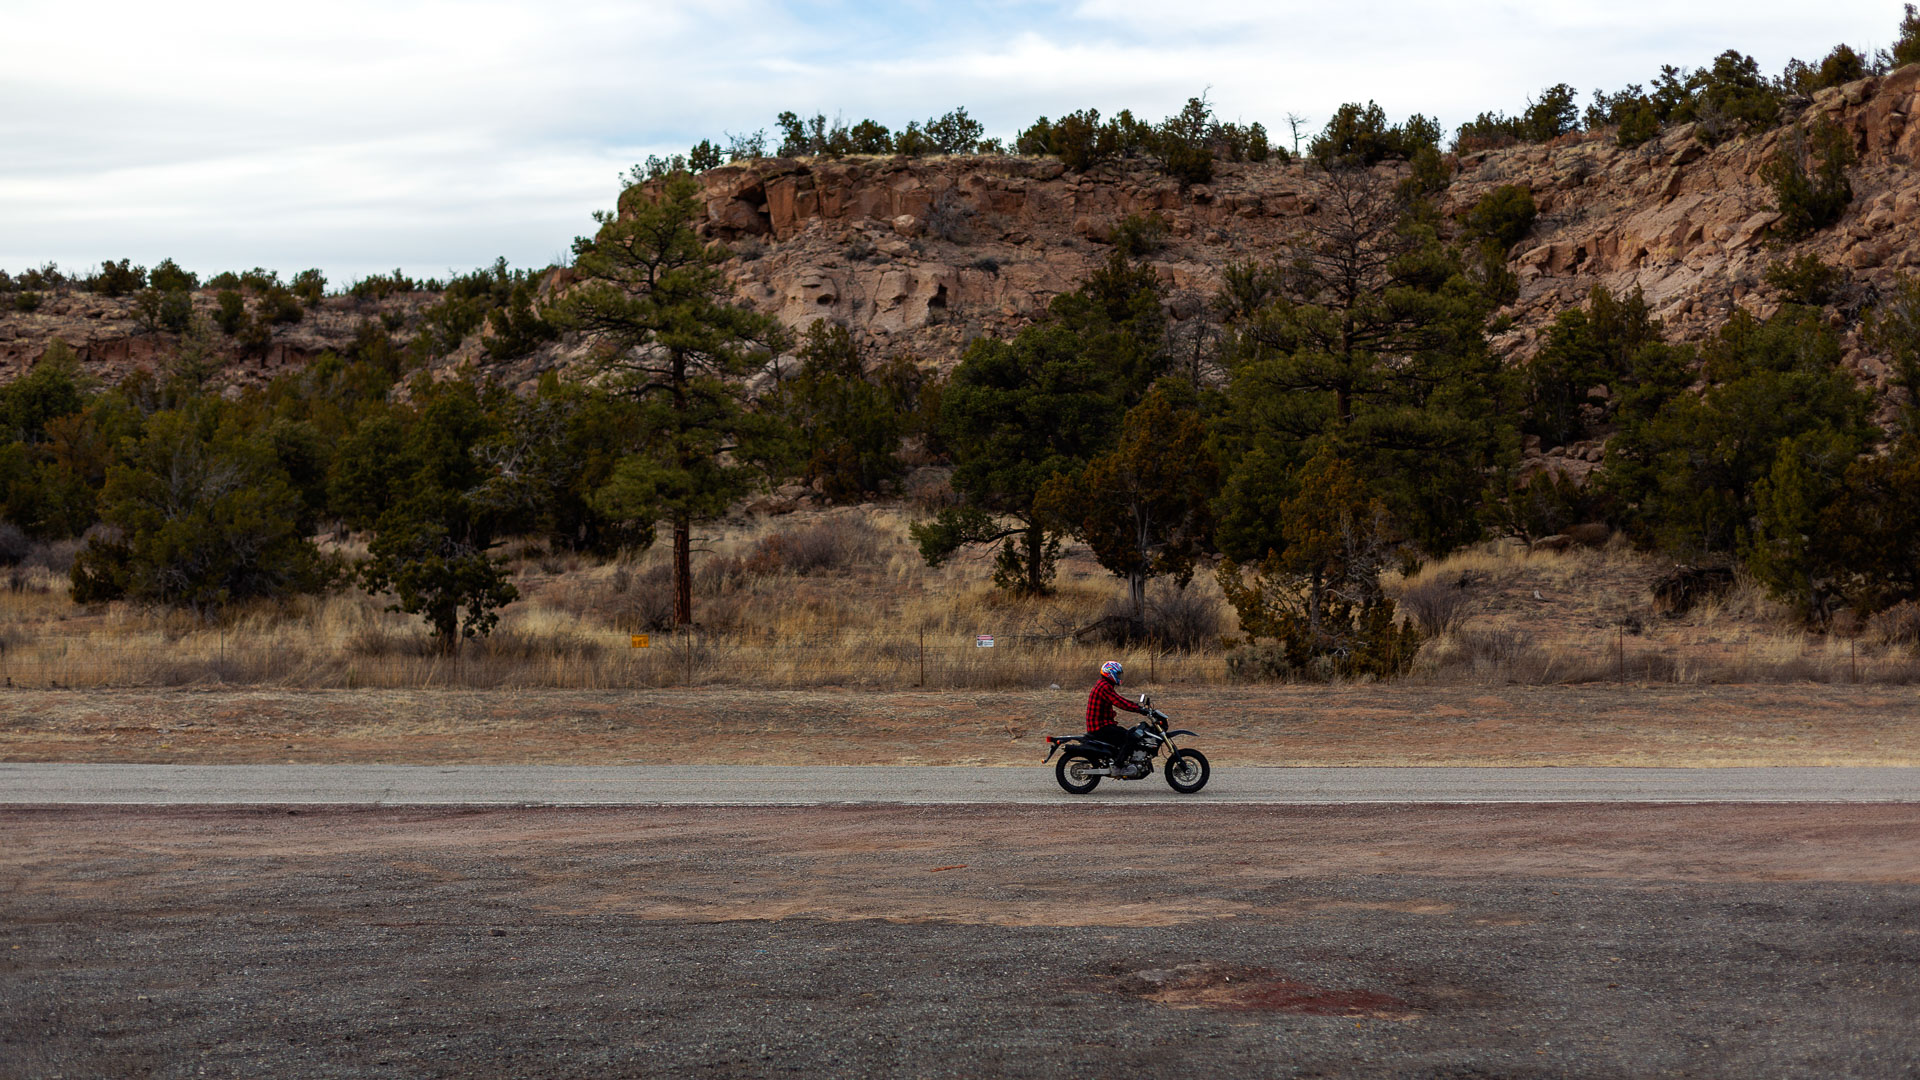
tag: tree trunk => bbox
[673,515,692,626]
[671,348,693,627]
[1024,523,1047,596]
[1308,567,1324,642]
[1129,571,1147,630]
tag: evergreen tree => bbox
[1213,168,1514,557]
[1601,307,1871,555]
[911,255,1165,595]
[1037,382,1218,629]
[70,407,329,612]
[763,321,916,503]
[551,172,782,625]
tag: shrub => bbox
[89,258,146,297]
[1016,108,1151,171]
[214,290,247,334]
[1311,102,1439,166]
[1224,641,1295,681]
[238,267,281,293]
[13,292,41,313]
[1894,4,1920,68]
[148,258,198,294]
[1867,600,1920,645]
[726,129,769,161]
[1455,83,1580,149]
[1765,254,1842,306]
[744,517,883,575]
[291,268,326,306]
[348,270,419,300]
[924,188,975,242]
[1782,45,1870,95]
[925,108,984,154]
[0,521,28,566]
[1143,582,1224,650]
[1651,563,1737,615]
[688,139,722,172]
[1765,120,1856,240]
[1688,50,1783,142]
[70,411,332,611]
[133,288,193,334]
[260,284,305,324]
[19,262,66,291]
[1586,86,1660,147]
[482,281,558,361]
[1107,211,1170,257]
[1617,104,1660,148]
[1398,577,1475,635]
[1463,185,1537,250]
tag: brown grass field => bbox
[4,507,1919,695]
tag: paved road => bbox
[5,763,1920,805]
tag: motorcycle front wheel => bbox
[1165,748,1209,793]
[1055,751,1102,794]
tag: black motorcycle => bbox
[1044,694,1210,794]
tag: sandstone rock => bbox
[1850,241,1890,269]
[891,214,922,238]
[14,74,1920,395]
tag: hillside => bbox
[5,67,1917,412]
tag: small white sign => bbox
[975,634,995,648]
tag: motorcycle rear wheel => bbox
[1165,748,1209,793]
[1055,751,1102,794]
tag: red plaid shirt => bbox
[1086,675,1145,731]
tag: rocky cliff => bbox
[6,66,1918,411]
[696,64,1920,378]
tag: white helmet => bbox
[1100,660,1123,682]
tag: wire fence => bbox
[6,631,1919,691]
[0,634,1234,691]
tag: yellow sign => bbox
[630,634,650,649]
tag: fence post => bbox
[918,628,925,688]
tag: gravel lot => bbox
[6,803,1919,1078]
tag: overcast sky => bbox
[0,0,1905,284]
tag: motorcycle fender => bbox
[1165,729,1198,739]
[1044,736,1093,763]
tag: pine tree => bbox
[552,172,781,625]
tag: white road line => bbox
[3,764,1919,806]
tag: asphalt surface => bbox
[7,803,1920,1079]
[5,763,1920,805]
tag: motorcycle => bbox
[1043,694,1210,795]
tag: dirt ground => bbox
[2,684,1917,767]
[5,803,1919,1078]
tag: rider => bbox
[1086,660,1149,763]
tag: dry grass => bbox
[0,508,1230,690]
[4,513,1917,689]
[1388,540,1920,685]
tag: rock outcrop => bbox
[6,67,1918,415]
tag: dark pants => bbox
[1090,723,1134,761]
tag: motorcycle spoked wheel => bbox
[1055,750,1102,794]
[1165,748,1210,793]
